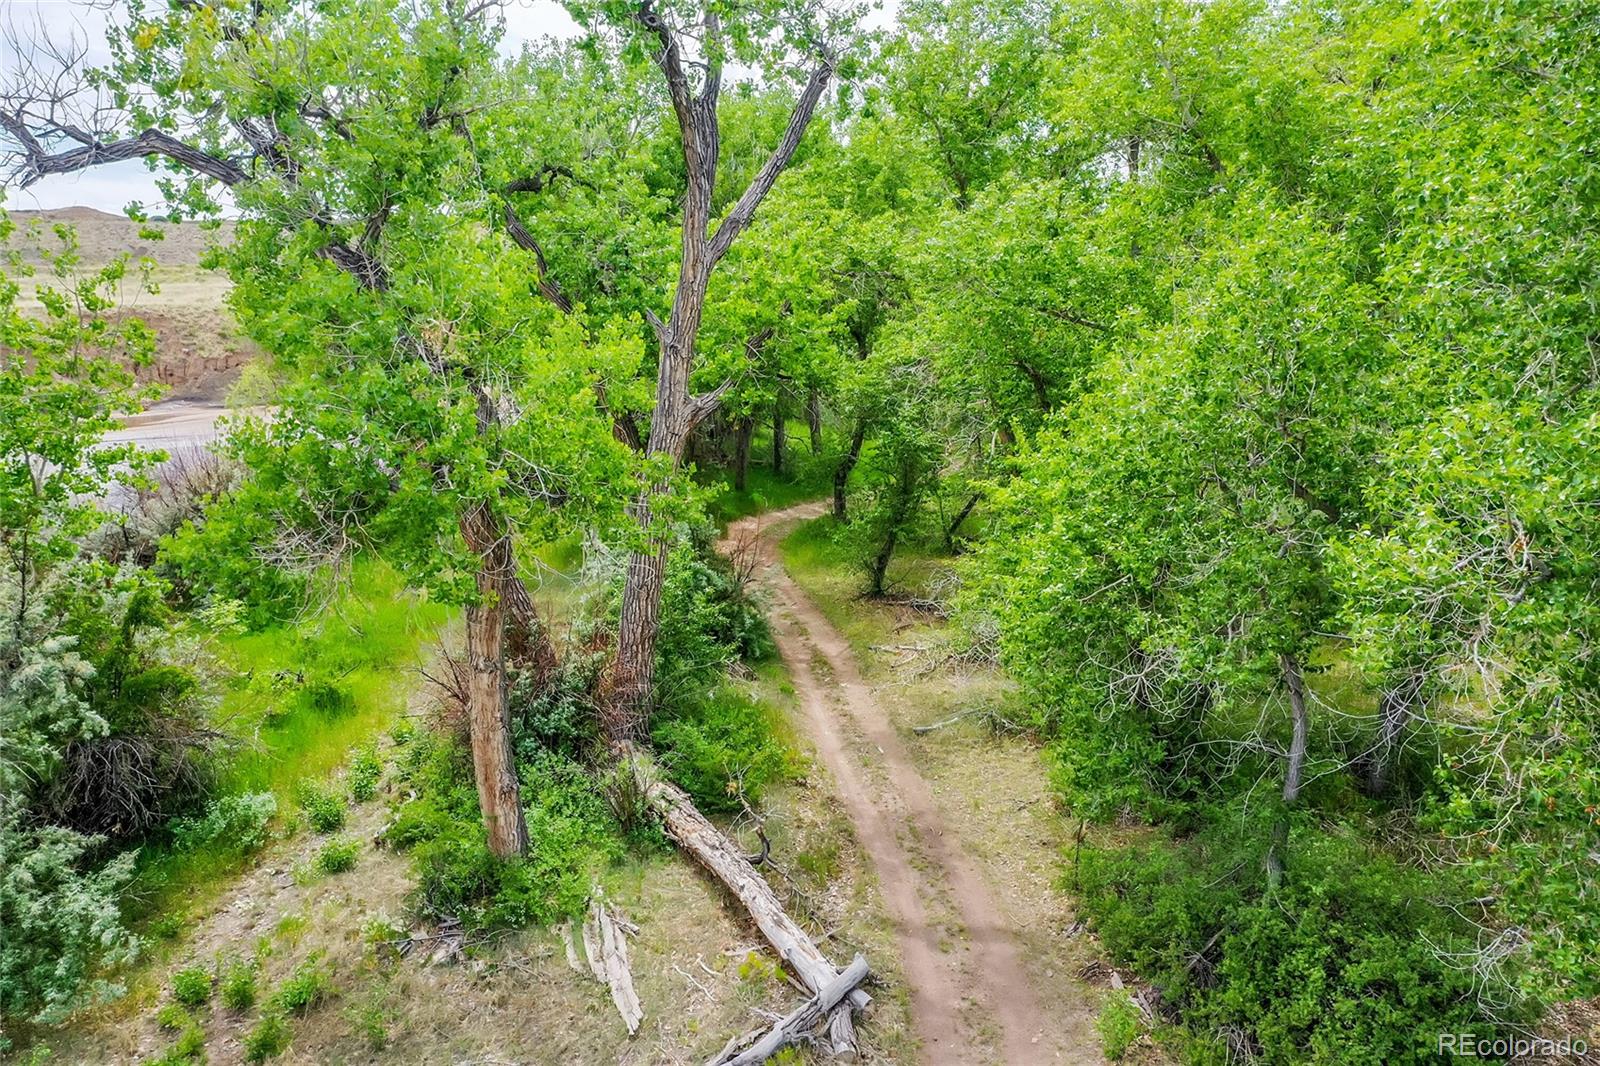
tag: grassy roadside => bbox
[129,558,450,930]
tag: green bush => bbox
[170,792,277,854]
[0,816,140,1023]
[651,688,799,813]
[653,538,773,709]
[314,839,360,875]
[270,954,333,1015]
[144,1022,206,1065]
[346,744,382,802]
[1075,825,1508,1064]
[241,1012,289,1062]
[392,735,624,930]
[219,960,257,1011]
[1097,992,1141,1060]
[295,783,346,833]
[169,967,212,1008]
[154,1002,192,1031]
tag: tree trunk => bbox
[460,505,531,858]
[807,387,822,453]
[867,527,898,597]
[771,390,786,477]
[1266,652,1309,891]
[833,420,866,521]
[734,415,755,492]
[944,492,980,550]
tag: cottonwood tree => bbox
[562,0,856,743]
[1,0,630,856]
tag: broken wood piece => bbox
[707,955,871,1066]
[911,709,977,734]
[642,768,869,1057]
[560,920,584,974]
[582,893,644,1035]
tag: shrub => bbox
[170,793,277,854]
[295,783,346,833]
[270,955,333,1015]
[219,960,257,1011]
[144,1023,206,1065]
[1075,825,1509,1064]
[393,737,623,930]
[155,1002,192,1031]
[314,839,360,876]
[346,744,382,802]
[1097,993,1141,1060]
[169,967,212,1008]
[241,1012,289,1062]
[653,538,773,709]
[0,816,140,1022]
[651,688,799,813]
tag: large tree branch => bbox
[0,114,250,188]
[706,56,833,266]
[502,202,574,315]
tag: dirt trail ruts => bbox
[722,502,1069,1065]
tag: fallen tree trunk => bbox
[708,954,871,1066]
[641,765,870,1056]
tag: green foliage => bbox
[651,687,799,813]
[345,744,382,802]
[1075,825,1502,1064]
[295,783,346,834]
[313,838,360,876]
[391,733,624,930]
[269,955,333,1016]
[154,1002,192,1032]
[0,813,140,1023]
[653,536,774,709]
[170,793,277,855]
[219,960,257,1011]
[241,1012,289,1063]
[1096,993,1141,1061]
[168,967,212,1008]
[143,1023,206,1066]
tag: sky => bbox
[0,0,587,212]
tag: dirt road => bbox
[723,503,1093,1065]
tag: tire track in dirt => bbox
[722,502,1065,1065]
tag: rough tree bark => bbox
[1366,670,1423,797]
[1267,652,1310,891]
[608,1,834,742]
[459,504,531,857]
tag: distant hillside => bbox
[7,207,254,402]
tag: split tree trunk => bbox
[1366,670,1422,796]
[833,420,866,521]
[459,504,531,857]
[1266,652,1310,891]
[607,8,833,743]
[807,387,823,453]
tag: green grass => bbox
[127,558,449,922]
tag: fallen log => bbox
[641,762,869,1056]
[582,892,644,1035]
[708,955,871,1066]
